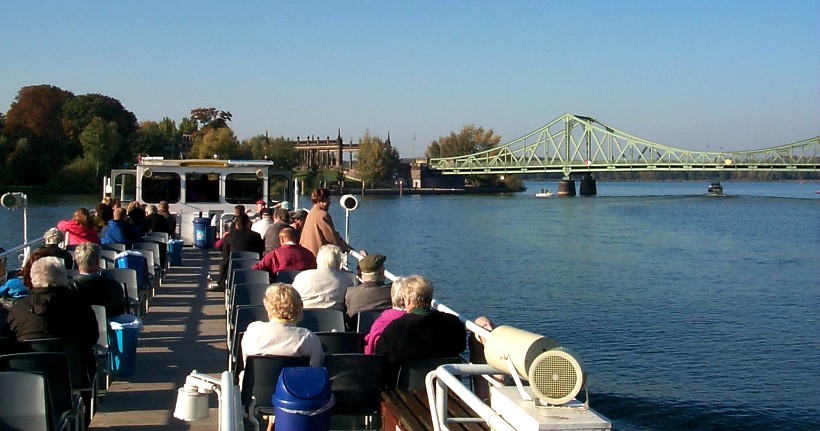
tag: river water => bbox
[1,181,818,430]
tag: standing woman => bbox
[299,188,351,257]
[57,207,101,246]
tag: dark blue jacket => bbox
[101,220,139,245]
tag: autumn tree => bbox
[62,94,138,162]
[189,107,232,137]
[425,124,501,159]
[245,135,299,169]
[3,85,74,184]
[356,132,400,188]
[189,127,242,159]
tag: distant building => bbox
[292,130,359,169]
[406,158,465,189]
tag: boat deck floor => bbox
[89,247,226,430]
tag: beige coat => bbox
[299,204,351,256]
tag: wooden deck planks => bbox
[89,247,228,430]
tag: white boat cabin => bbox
[104,157,292,245]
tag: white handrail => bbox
[425,363,516,431]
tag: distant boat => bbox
[708,181,724,196]
[535,189,554,198]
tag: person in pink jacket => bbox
[57,207,101,246]
[364,276,407,354]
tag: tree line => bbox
[1,84,514,193]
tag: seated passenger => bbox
[252,208,274,237]
[364,276,407,354]
[375,275,466,364]
[291,244,356,310]
[345,253,392,321]
[5,256,99,373]
[57,207,101,246]
[253,227,316,282]
[216,213,264,291]
[69,242,127,318]
[100,207,139,246]
[34,227,74,269]
[262,207,292,253]
[241,283,323,366]
[0,247,63,299]
[142,204,171,235]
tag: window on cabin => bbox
[142,173,181,203]
[225,173,263,204]
[111,172,137,202]
[269,174,291,204]
[186,173,220,203]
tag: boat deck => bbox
[89,247,225,430]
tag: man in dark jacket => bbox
[215,213,264,291]
[142,204,171,235]
[69,242,127,318]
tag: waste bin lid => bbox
[193,217,211,223]
[273,367,331,410]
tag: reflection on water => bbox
[1,183,818,430]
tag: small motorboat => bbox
[535,189,554,198]
[708,181,723,196]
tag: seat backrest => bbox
[227,259,261,293]
[99,249,118,269]
[316,332,365,355]
[0,371,52,431]
[23,337,92,390]
[240,355,310,408]
[90,304,108,349]
[230,251,260,260]
[232,305,268,348]
[140,237,168,269]
[324,353,386,414]
[0,352,74,423]
[144,231,169,244]
[101,243,126,253]
[132,243,159,269]
[274,269,302,284]
[355,310,383,334]
[230,283,270,325]
[396,356,464,389]
[101,268,139,302]
[299,308,345,333]
[231,269,269,289]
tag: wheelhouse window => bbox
[186,173,220,203]
[111,173,137,202]
[225,173,263,204]
[269,174,291,204]
[142,172,180,204]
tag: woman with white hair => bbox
[5,256,99,370]
[241,283,323,366]
[291,244,357,310]
[364,276,407,354]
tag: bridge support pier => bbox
[579,174,597,196]
[557,180,576,196]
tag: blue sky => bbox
[2,1,818,156]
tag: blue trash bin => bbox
[272,367,334,431]
[108,316,141,377]
[193,217,214,249]
[116,251,148,291]
[169,239,183,266]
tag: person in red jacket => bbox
[253,227,316,282]
[57,207,101,246]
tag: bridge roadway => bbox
[89,247,224,430]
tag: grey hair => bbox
[30,256,68,288]
[146,204,158,215]
[401,274,434,308]
[389,276,406,308]
[316,244,342,270]
[73,242,100,271]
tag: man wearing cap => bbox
[35,228,74,269]
[289,209,308,241]
[251,208,273,237]
[344,254,392,321]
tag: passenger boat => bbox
[534,189,554,198]
[0,161,613,431]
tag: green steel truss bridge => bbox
[429,113,819,178]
